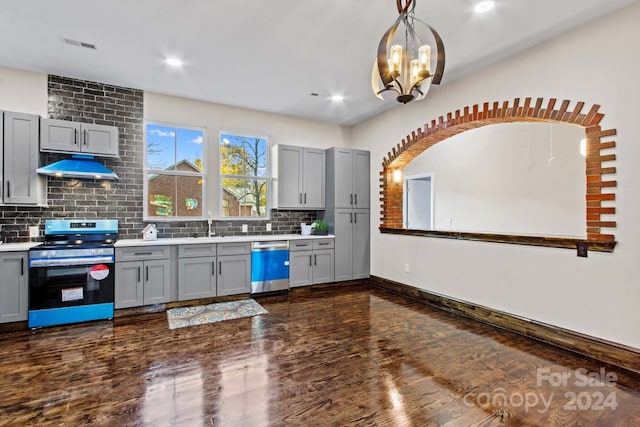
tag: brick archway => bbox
[380,97,617,243]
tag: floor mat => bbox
[166,298,268,329]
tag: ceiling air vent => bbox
[62,37,97,50]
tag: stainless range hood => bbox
[37,154,119,180]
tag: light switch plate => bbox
[266,223,272,232]
[242,224,248,233]
[29,226,39,238]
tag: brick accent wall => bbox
[380,97,617,242]
[0,75,317,242]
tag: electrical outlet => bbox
[29,226,39,238]
[242,224,248,233]
[444,217,452,227]
[266,223,272,232]
[404,263,410,273]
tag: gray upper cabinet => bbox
[40,118,119,158]
[0,251,28,323]
[272,144,325,209]
[2,111,46,206]
[327,148,370,209]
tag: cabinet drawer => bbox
[313,239,334,250]
[217,242,250,256]
[178,244,216,258]
[290,240,313,251]
[116,246,171,261]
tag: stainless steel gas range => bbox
[28,219,118,328]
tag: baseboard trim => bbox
[369,275,640,374]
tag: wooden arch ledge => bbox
[379,97,617,252]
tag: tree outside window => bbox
[220,132,268,218]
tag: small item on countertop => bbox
[142,224,158,241]
[301,223,312,236]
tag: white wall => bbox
[403,122,585,236]
[352,2,640,349]
[0,66,47,116]
[144,92,351,218]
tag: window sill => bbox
[379,227,616,253]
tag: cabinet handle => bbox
[304,193,307,204]
[212,261,215,276]
[318,242,329,245]
[350,212,353,223]
[145,265,149,281]
[134,252,153,256]
[74,128,78,145]
[83,129,88,146]
[137,266,141,282]
[354,213,357,224]
[314,254,317,266]
[219,261,222,275]
[354,194,357,205]
[299,193,302,204]
[350,194,353,205]
[21,257,24,276]
[6,181,10,199]
[309,255,312,266]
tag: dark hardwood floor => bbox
[1,284,640,426]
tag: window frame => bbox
[218,129,271,220]
[143,121,207,221]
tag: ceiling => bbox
[0,0,634,125]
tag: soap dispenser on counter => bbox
[142,224,158,241]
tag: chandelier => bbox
[372,0,445,104]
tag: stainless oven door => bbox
[28,255,115,328]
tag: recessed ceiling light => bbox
[330,94,345,102]
[165,57,183,67]
[474,0,494,14]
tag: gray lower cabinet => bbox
[178,244,217,301]
[217,242,251,296]
[115,246,172,308]
[40,118,119,158]
[330,209,370,282]
[2,111,47,206]
[289,239,335,287]
[0,251,28,323]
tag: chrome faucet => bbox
[207,211,215,237]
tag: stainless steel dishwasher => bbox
[251,241,289,294]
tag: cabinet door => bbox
[3,112,40,205]
[332,148,354,208]
[40,118,81,153]
[0,252,28,323]
[218,255,251,296]
[353,210,370,279]
[276,145,302,208]
[115,261,144,309]
[290,250,312,287]
[353,150,370,208]
[334,209,354,281]
[81,123,119,157]
[178,256,216,301]
[144,259,172,305]
[302,148,325,208]
[312,249,334,285]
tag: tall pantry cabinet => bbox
[324,148,370,281]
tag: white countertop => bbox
[114,233,334,248]
[0,242,41,252]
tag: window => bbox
[220,132,269,218]
[145,123,205,219]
